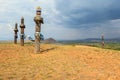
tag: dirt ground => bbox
[0,44,120,80]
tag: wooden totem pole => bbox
[14,23,18,44]
[34,6,44,53]
[20,17,25,46]
[101,34,105,48]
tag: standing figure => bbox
[14,23,18,44]
[20,17,25,46]
[34,6,44,53]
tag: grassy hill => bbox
[0,43,120,80]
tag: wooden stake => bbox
[14,23,18,44]
[34,6,44,53]
[20,17,25,46]
[102,34,104,48]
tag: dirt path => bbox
[0,44,120,80]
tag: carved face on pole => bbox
[36,7,41,15]
[34,7,43,24]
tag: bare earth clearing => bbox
[0,44,120,80]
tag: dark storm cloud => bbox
[54,0,120,27]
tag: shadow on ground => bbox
[40,47,57,53]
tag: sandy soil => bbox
[0,44,120,80]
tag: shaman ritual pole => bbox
[20,17,25,46]
[34,6,44,53]
[101,34,105,48]
[14,23,18,44]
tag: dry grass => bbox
[0,44,120,80]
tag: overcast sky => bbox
[0,0,120,40]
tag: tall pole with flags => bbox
[34,6,44,53]
[14,23,18,44]
[101,34,105,48]
[20,17,25,46]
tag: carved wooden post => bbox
[20,17,25,46]
[34,6,44,53]
[14,23,18,44]
[102,34,104,48]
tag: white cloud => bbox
[42,24,83,40]
[0,24,14,40]
[0,0,58,40]
[0,0,120,40]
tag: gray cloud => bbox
[54,0,120,27]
